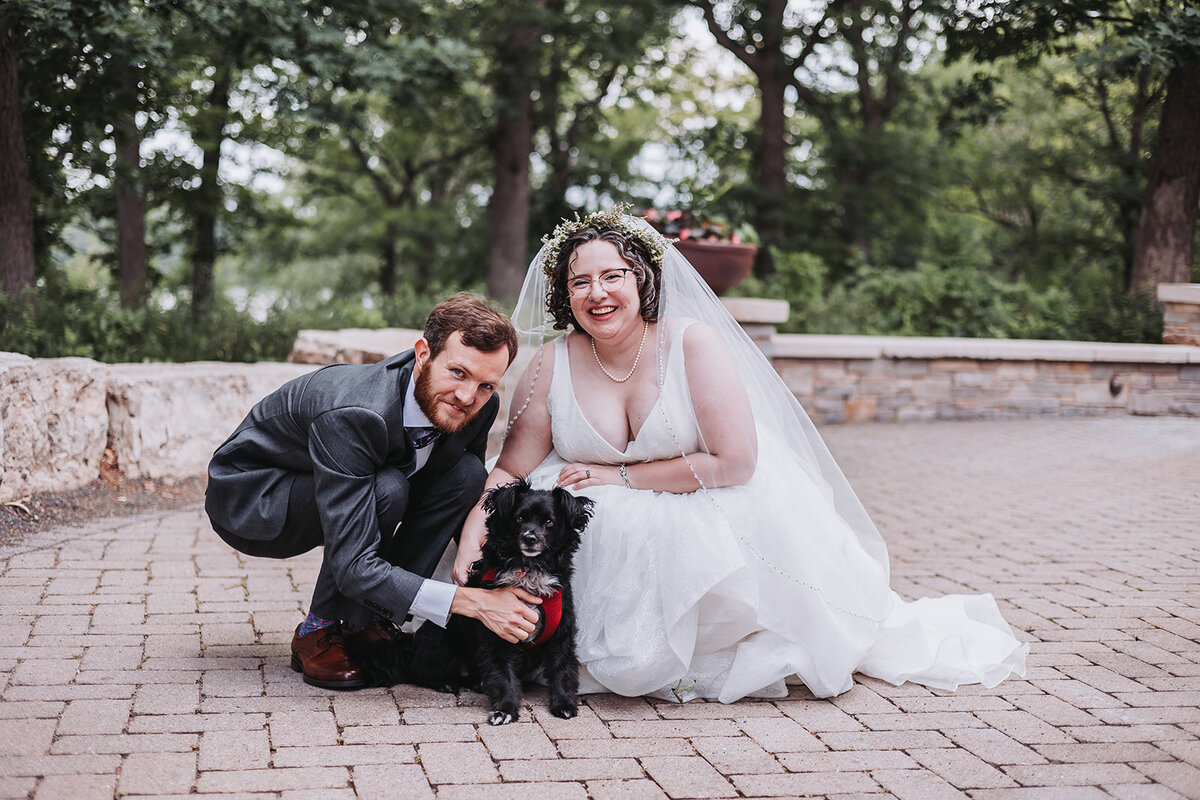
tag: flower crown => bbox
[539,205,675,279]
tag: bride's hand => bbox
[452,534,484,585]
[558,462,618,489]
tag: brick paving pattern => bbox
[1,416,1198,799]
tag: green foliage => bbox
[732,248,1163,343]
[9,0,1186,356]
[0,265,471,362]
[0,280,296,363]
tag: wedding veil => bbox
[501,214,891,595]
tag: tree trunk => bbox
[413,186,445,287]
[380,217,399,296]
[190,64,232,317]
[0,30,36,302]
[114,66,148,308]
[756,70,789,251]
[1130,64,1200,296]
[487,20,540,304]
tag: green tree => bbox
[698,0,944,261]
[0,21,35,301]
[464,0,682,302]
[949,0,1200,296]
[289,23,489,295]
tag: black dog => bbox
[354,478,593,725]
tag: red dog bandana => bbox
[481,568,563,649]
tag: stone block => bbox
[877,393,910,410]
[861,374,899,394]
[1156,282,1200,305]
[1003,397,1060,413]
[844,398,877,423]
[0,354,108,502]
[777,364,814,398]
[953,372,991,388]
[815,363,851,381]
[897,407,937,423]
[995,362,1038,381]
[1073,383,1124,407]
[847,358,889,374]
[1127,392,1171,415]
[105,361,317,480]
[289,328,420,365]
[895,360,931,376]
[815,384,855,400]
[720,296,790,324]
[931,358,973,373]
[1028,381,1077,396]
[911,377,953,400]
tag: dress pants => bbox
[214,456,486,628]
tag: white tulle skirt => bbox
[525,436,1028,703]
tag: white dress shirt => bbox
[401,379,457,627]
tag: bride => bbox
[455,207,1028,702]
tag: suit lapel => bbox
[388,354,418,470]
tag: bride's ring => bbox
[585,470,592,478]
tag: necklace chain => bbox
[591,321,648,383]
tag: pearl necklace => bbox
[591,321,648,384]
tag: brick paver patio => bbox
[2,415,1198,799]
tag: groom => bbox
[205,293,541,689]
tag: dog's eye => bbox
[545,518,554,527]
[515,516,523,524]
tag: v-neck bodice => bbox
[547,318,701,465]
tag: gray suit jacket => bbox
[206,350,497,618]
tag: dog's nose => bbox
[520,530,540,547]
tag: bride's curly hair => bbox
[545,227,662,332]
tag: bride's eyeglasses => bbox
[567,268,634,297]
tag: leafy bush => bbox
[0,279,476,363]
[730,248,1163,343]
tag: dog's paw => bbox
[549,702,577,719]
[487,710,516,726]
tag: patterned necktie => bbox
[408,426,440,450]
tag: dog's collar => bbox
[481,568,563,649]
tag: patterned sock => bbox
[297,612,337,637]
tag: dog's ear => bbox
[482,477,530,520]
[553,486,594,533]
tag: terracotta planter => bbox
[674,239,758,295]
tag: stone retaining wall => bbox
[0,353,314,503]
[4,284,1198,502]
[773,336,1200,424]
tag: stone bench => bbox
[106,362,316,481]
[0,354,108,504]
[0,354,314,503]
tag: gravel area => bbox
[0,475,207,548]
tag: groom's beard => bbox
[414,366,473,434]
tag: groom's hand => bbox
[450,586,542,643]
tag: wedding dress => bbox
[505,214,1028,702]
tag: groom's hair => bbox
[546,227,662,332]
[424,293,518,365]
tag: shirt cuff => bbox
[410,578,456,628]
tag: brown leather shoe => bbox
[343,620,399,649]
[290,624,365,690]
